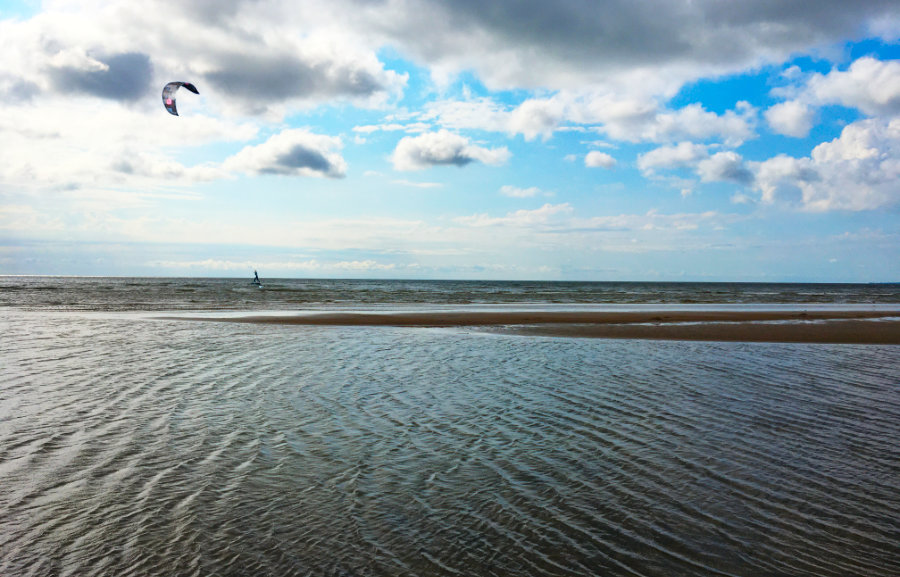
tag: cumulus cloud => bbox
[362,0,900,93]
[5,1,899,116]
[567,93,759,144]
[585,151,617,169]
[110,151,225,182]
[423,93,757,145]
[0,93,256,199]
[637,142,709,176]
[697,152,754,184]
[766,57,900,136]
[421,96,564,140]
[507,98,567,140]
[765,100,815,137]
[637,102,757,146]
[200,41,408,114]
[752,118,900,210]
[752,154,818,205]
[0,2,407,118]
[48,52,154,102]
[637,144,754,188]
[225,129,347,178]
[806,57,900,116]
[391,130,510,171]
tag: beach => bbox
[169,309,900,344]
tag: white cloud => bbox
[443,204,741,258]
[765,57,900,138]
[0,204,65,233]
[637,145,754,189]
[641,102,757,146]
[422,96,564,140]
[753,154,815,205]
[499,185,542,198]
[353,122,431,134]
[806,57,900,116]
[0,98,254,198]
[393,179,443,188]
[697,152,754,184]
[765,100,815,137]
[573,94,757,145]
[225,129,347,178]
[391,130,510,171]
[455,203,573,227]
[420,91,757,146]
[584,151,617,169]
[353,123,407,133]
[637,142,709,175]
[422,98,509,133]
[752,118,900,210]
[507,97,566,141]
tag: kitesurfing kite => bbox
[162,81,198,116]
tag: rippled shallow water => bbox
[2,310,899,576]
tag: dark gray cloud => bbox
[464,0,896,59]
[716,163,754,186]
[204,53,391,111]
[360,0,900,87]
[225,130,348,178]
[263,144,337,175]
[180,0,262,25]
[695,152,756,186]
[434,0,684,64]
[409,150,473,168]
[50,52,153,101]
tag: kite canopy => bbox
[162,82,199,116]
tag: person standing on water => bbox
[253,270,260,284]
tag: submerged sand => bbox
[165,309,900,344]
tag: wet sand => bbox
[168,310,900,344]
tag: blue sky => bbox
[1,0,899,281]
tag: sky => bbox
[1,0,899,281]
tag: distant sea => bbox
[4,276,900,311]
[2,277,899,576]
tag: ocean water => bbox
[2,278,900,576]
[3,276,900,312]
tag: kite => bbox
[162,82,199,116]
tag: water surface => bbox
[1,278,899,576]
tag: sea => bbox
[2,277,899,577]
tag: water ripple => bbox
[1,312,899,576]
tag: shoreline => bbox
[161,310,900,344]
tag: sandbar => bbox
[164,310,900,344]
